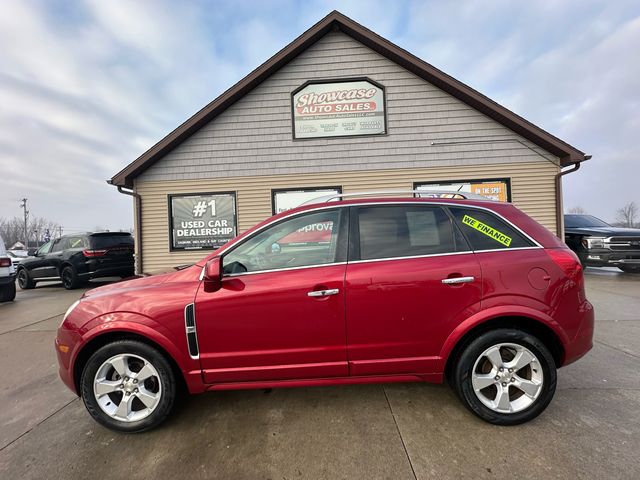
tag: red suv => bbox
[56,193,594,432]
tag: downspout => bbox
[110,182,143,275]
[555,155,591,239]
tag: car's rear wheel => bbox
[61,266,80,290]
[17,269,35,289]
[619,265,640,274]
[0,281,16,302]
[81,340,176,432]
[452,329,557,425]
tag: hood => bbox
[565,226,640,237]
[81,265,200,300]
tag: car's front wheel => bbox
[17,269,35,289]
[452,329,557,425]
[80,340,176,432]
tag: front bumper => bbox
[582,248,640,267]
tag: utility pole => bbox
[19,198,29,248]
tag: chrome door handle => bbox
[441,276,475,285]
[307,289,339,297]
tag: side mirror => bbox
[203,257,222,293]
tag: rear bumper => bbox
[78,265,134,279]
[562,300,595,366]
[0,274,16,286]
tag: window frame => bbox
[271,186,343,215]
[447,206,537,252]
[413,178,512,202]
[221,206,349,277]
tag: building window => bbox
[168,192,237,251]
[271,186,342,215]
[413,178,511,202]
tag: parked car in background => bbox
[0,236,17,302]
[7,249,29,267]
[17,232,134,290]
[564,214,640,273]
[56,192,594,432]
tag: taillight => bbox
[83,249,107,257]
[0,258,11,267]
[546,248,583,283]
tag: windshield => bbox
[565,215,611,228]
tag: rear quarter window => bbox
[90,235,134,249]
[449,207,535,251]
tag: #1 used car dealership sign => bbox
[169,193,237,250]
[292,79,386,139]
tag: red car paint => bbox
[56,198,594,395]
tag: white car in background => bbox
[0,237,17,302]
[7,249,29,268]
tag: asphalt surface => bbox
[0,270,639,479]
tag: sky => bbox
[1,0,639,233]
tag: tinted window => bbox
[564,215,610,228]
[449,207,534,250]
[67,236,89,249]
[357,206,465,261]
[223,209,342,274]
[90,234,133,249]
[50,238,65,253]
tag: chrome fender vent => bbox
[184,303,199,359]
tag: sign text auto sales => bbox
[292,80,385,139]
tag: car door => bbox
[28,241,55,279]
[195,207,349,384]
[345,204,482,376]
[42,237,67,278]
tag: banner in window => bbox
[414,179,510,202]
[169,192,237,250]
[272,187,342,214]
[292,79,386,139]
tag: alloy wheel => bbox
[471,343,544,414]
[93,353,162,423]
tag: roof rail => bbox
[301,189,493,206]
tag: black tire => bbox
[452,328,557,425]
[61,265,80,290]
[17,268,35,290]
[0,281,16,302]
[619,265,640,274]
[80,340,176,433]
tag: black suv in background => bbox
[564,214,640,273]
[16,232,135,289]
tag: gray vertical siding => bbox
[138,31,559,183]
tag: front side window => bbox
[449,207,534,250]
[223,209,343,274]
[37,241,52,255]
[357,205,466,261]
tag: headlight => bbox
[62,300,80,323]
[584,237,606,249]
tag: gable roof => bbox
[110,10,589,188]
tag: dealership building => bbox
[110,11,590,273]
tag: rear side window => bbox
[449,207,534,251]
[357,205,468,261]
[90,234,134,249]
[66,236,89,249]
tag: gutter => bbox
[109,181,143,275]
[555,155,592,238]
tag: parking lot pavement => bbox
[1,269,639,479]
